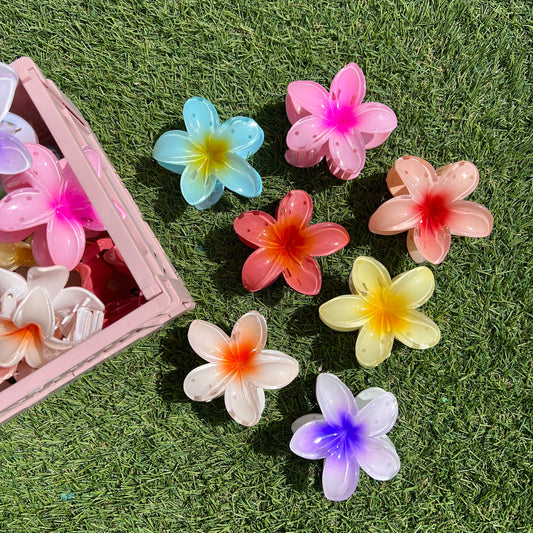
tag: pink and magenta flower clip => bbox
[0,144,105,271]
[285,63,397,180]
[234,190,350,295]
[369,156,493,264]
[290,373,400,501]
[184,311,299,427]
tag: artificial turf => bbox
[0,0,531,531]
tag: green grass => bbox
[0,0,531,531]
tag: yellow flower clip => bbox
[0,239,36,271]
[319,256,440,368]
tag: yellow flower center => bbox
[364,287,408,335]
[192,134,229,176]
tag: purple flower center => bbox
[319,412,365,455]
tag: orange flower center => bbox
[365,287,408,335]
[265,221,312,268]
[220,339,258,378]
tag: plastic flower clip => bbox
[319,256,440,367]
[369,156,493,264]
[290,373,400,501]
[184,311,299,426]
[285,63,397,180]
[0,144,105,270]
[234,190,350,295]
[0,239,35,270]
[0,63,33,175]
[153,97,264,209]
[0,265,104,379]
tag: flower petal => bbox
[276,189,313,228]
[216,153,262,198]
[355,323,394,368]
[316,373,357,426]
[393,156,436,202]
[282,255,322,295]
[322,446,359,501]
[29,225,54,267]
[393,309,440,349]
[0,63,18,122]
[354,387,387,411]
[183,363,232,402]
[23,144,62,198]
[241,247,283,292]
[354,102,397,134]
[290,419,339,460]
[354,391,398,437]
[363,131,393,150]
[435,161,479,202]
[183,97,220,139]
[188,319,231,362]
[47,213,86,270]
[153,130,197,166]
[0,319,36,367]
[180,164,217,206]
[389,266,435,309]
[0,363,18,382]
[319,295,371,332]
[193,180,224,210]
[231,311,267,354]
[217,116,264,158]
[357,435,400,481]
[286,115,333,153]
[286,80,330,119]
[327,130,366,176]
[284,147,325,168]
[330,63,366,108]
[304,222,350,256]
[0,133,32,175]
[406,228,426,263]
[0,188,54,232]
[350,256,391,297]
[224,377,264,426]
[368,197,420,235]
[291,413,324,433]
[27,265,69,301]
[234,210,276,248]
[447,200,493,237]
[413,224,451,264]
[64,174,106,232]
[251,350,299,389]
[12,287,54,337]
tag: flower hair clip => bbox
[285,63,397,180]
[184,311,299,426]
[319,256,440,367]
[369,156,493,264]
[0,265,104,382]
[153,97,264,210]
[0,63,35,176]
[0,144,105,270]
[234,190,350,295]
[290,373,400,501]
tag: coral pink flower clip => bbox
[234,190,350,295]
[369,156,493,264]
[285,63,397,180]
[184,311,299,426]
[0,144,105,270]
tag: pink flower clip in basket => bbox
[0,57,194,424]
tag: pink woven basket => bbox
[0,57,194,424]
